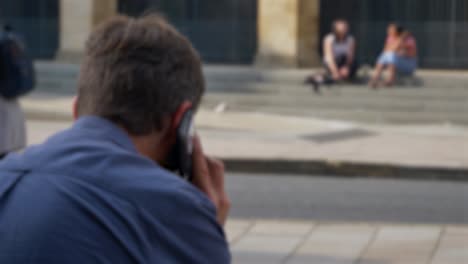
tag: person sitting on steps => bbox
[305,19,358,93]
[369,23,418,88]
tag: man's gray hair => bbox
[77,14,205,135]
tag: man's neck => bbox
[127,132,167,165]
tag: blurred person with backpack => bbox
[0,24,36,159]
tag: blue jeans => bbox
[377,52,417,75]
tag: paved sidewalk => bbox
[22,93,468,180]
[226,219,468,264]
[196,111,468,169]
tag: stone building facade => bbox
[58,0,321,67]
[3,0,466,68]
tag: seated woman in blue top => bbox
[369,23,418,88]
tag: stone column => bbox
[256,0,320,68]
[256,0,299,67]
[57,0,117,61]
[297,0,321,67]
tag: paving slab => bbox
[225,219,254,244]
[231,235,303,264]
[225,220,468,264]
[287,224,376,264]
[358,226,441,264]
[431,227,468,264]
[248,220,314,236]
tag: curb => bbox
[221,159,468,182]
[24,107,468,182]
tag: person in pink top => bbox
[369,23,418,88]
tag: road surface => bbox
[226,173,468,224]
[26,120,468,224]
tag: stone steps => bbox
[202,82,468,124]
[33,61,468,125]
[35,61,468,90]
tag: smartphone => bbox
[166,109,195,181]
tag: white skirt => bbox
[0,96,26,154]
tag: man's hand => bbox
[192,135,230,226]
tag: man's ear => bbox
[159,100,193,152]
[72,96,79,121]
[170,100,193,132]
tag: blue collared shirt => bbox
[0,116,230,263]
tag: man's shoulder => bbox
[0,125,202,204]
[0,151,229,263]
[105,155,212,208]
[98,156,229,262]
[112,159,217,222]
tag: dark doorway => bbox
[320,0,468,69]
[118,0,258,64]
[0,0,59,59]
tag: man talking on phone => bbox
[0,15,230,263]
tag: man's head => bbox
[332,19,349,39]
[76,14,204,134]
[75,14,204,162]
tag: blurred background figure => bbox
[305,19,357,92]
[0,24,32,159]
[0,96,25,160]
[369,23,418,88]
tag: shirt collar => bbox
[74,116,138,154]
